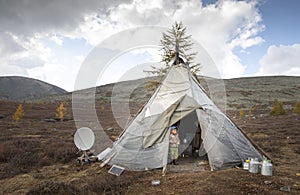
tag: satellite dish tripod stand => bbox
[76,150,97,166]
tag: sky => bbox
[0,0,299,91]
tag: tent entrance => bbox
[172,111,207,159]
[168,111,209,172]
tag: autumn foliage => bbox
[239,108,245,119]
[56,102,67,121]
[13,104,24,123]
[270,99,286,116]
[293,101,300,114]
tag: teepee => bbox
[103,57,262,171]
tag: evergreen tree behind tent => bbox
[145,21,201,89]
[103,56,262,171]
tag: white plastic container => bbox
[261,161,272,176]
[249,158,259,173]
[151,180,160,185]
[243,160,250,170]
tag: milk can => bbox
[261,160,272,176]
[249,158,259,173]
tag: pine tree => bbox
[144,21,201,89]
[56,102,67,122]
[293,101,300,114]
[270,99,286,116]
[13,104,24,123]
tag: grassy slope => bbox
[32,76,300,111]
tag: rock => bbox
[280,186,291,192]
[264,180,272,185]
[43,118,57,122]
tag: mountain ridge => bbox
[0,76,67,101]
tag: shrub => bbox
[56,102,66,121]
[10,152,40,170]
[293,101,300,114]
[85,172,141,194]
[13,104,24,123]
[0,141,21,163]
[0,139,41,163]
[248,105,256,117]
[239,109,245,119]
[0,139,42,178]
[44,139,77,163]
[27,180,84,194]
[270,99,286,116]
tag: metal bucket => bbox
[261,162,272,176]
[249,158,259,173]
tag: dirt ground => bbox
[0,100,299,194]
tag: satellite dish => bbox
[74,127,95,151]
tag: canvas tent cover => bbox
[104,62,262,171]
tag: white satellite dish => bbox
[74,127,95,151]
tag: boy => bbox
[169,126,180,165]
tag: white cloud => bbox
[0,33,51,74]
[0,0,132,36]
[221,48,246,78]
[50,35,63,45]
[257,44,300,76]
[87,0,264,78]
[172,0,264,78]
[0,0,265,90]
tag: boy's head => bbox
[171,128,177,135]
[170,126,177,134]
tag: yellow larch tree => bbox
[13,104,24,123]
[56,102,67,122]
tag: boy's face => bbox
[172,129,177,134]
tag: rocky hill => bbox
[0,76,67,101]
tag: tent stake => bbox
[162,165,167,176]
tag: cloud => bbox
[0,32,52,72]
[90,0,264,78]
[257,44,300,76]
[0,0,132,90]
[172,0,264,78]
[0,0,131,36]
[0,0,265,90]
[0,32,25,54]
[50,35,64,45]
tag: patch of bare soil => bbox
[0,100,299,194]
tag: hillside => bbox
[0,76,67,101]
[223,76,300,110]
[34,76,300,111]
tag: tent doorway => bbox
[168,111,209,172]
[171,111,207,160]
